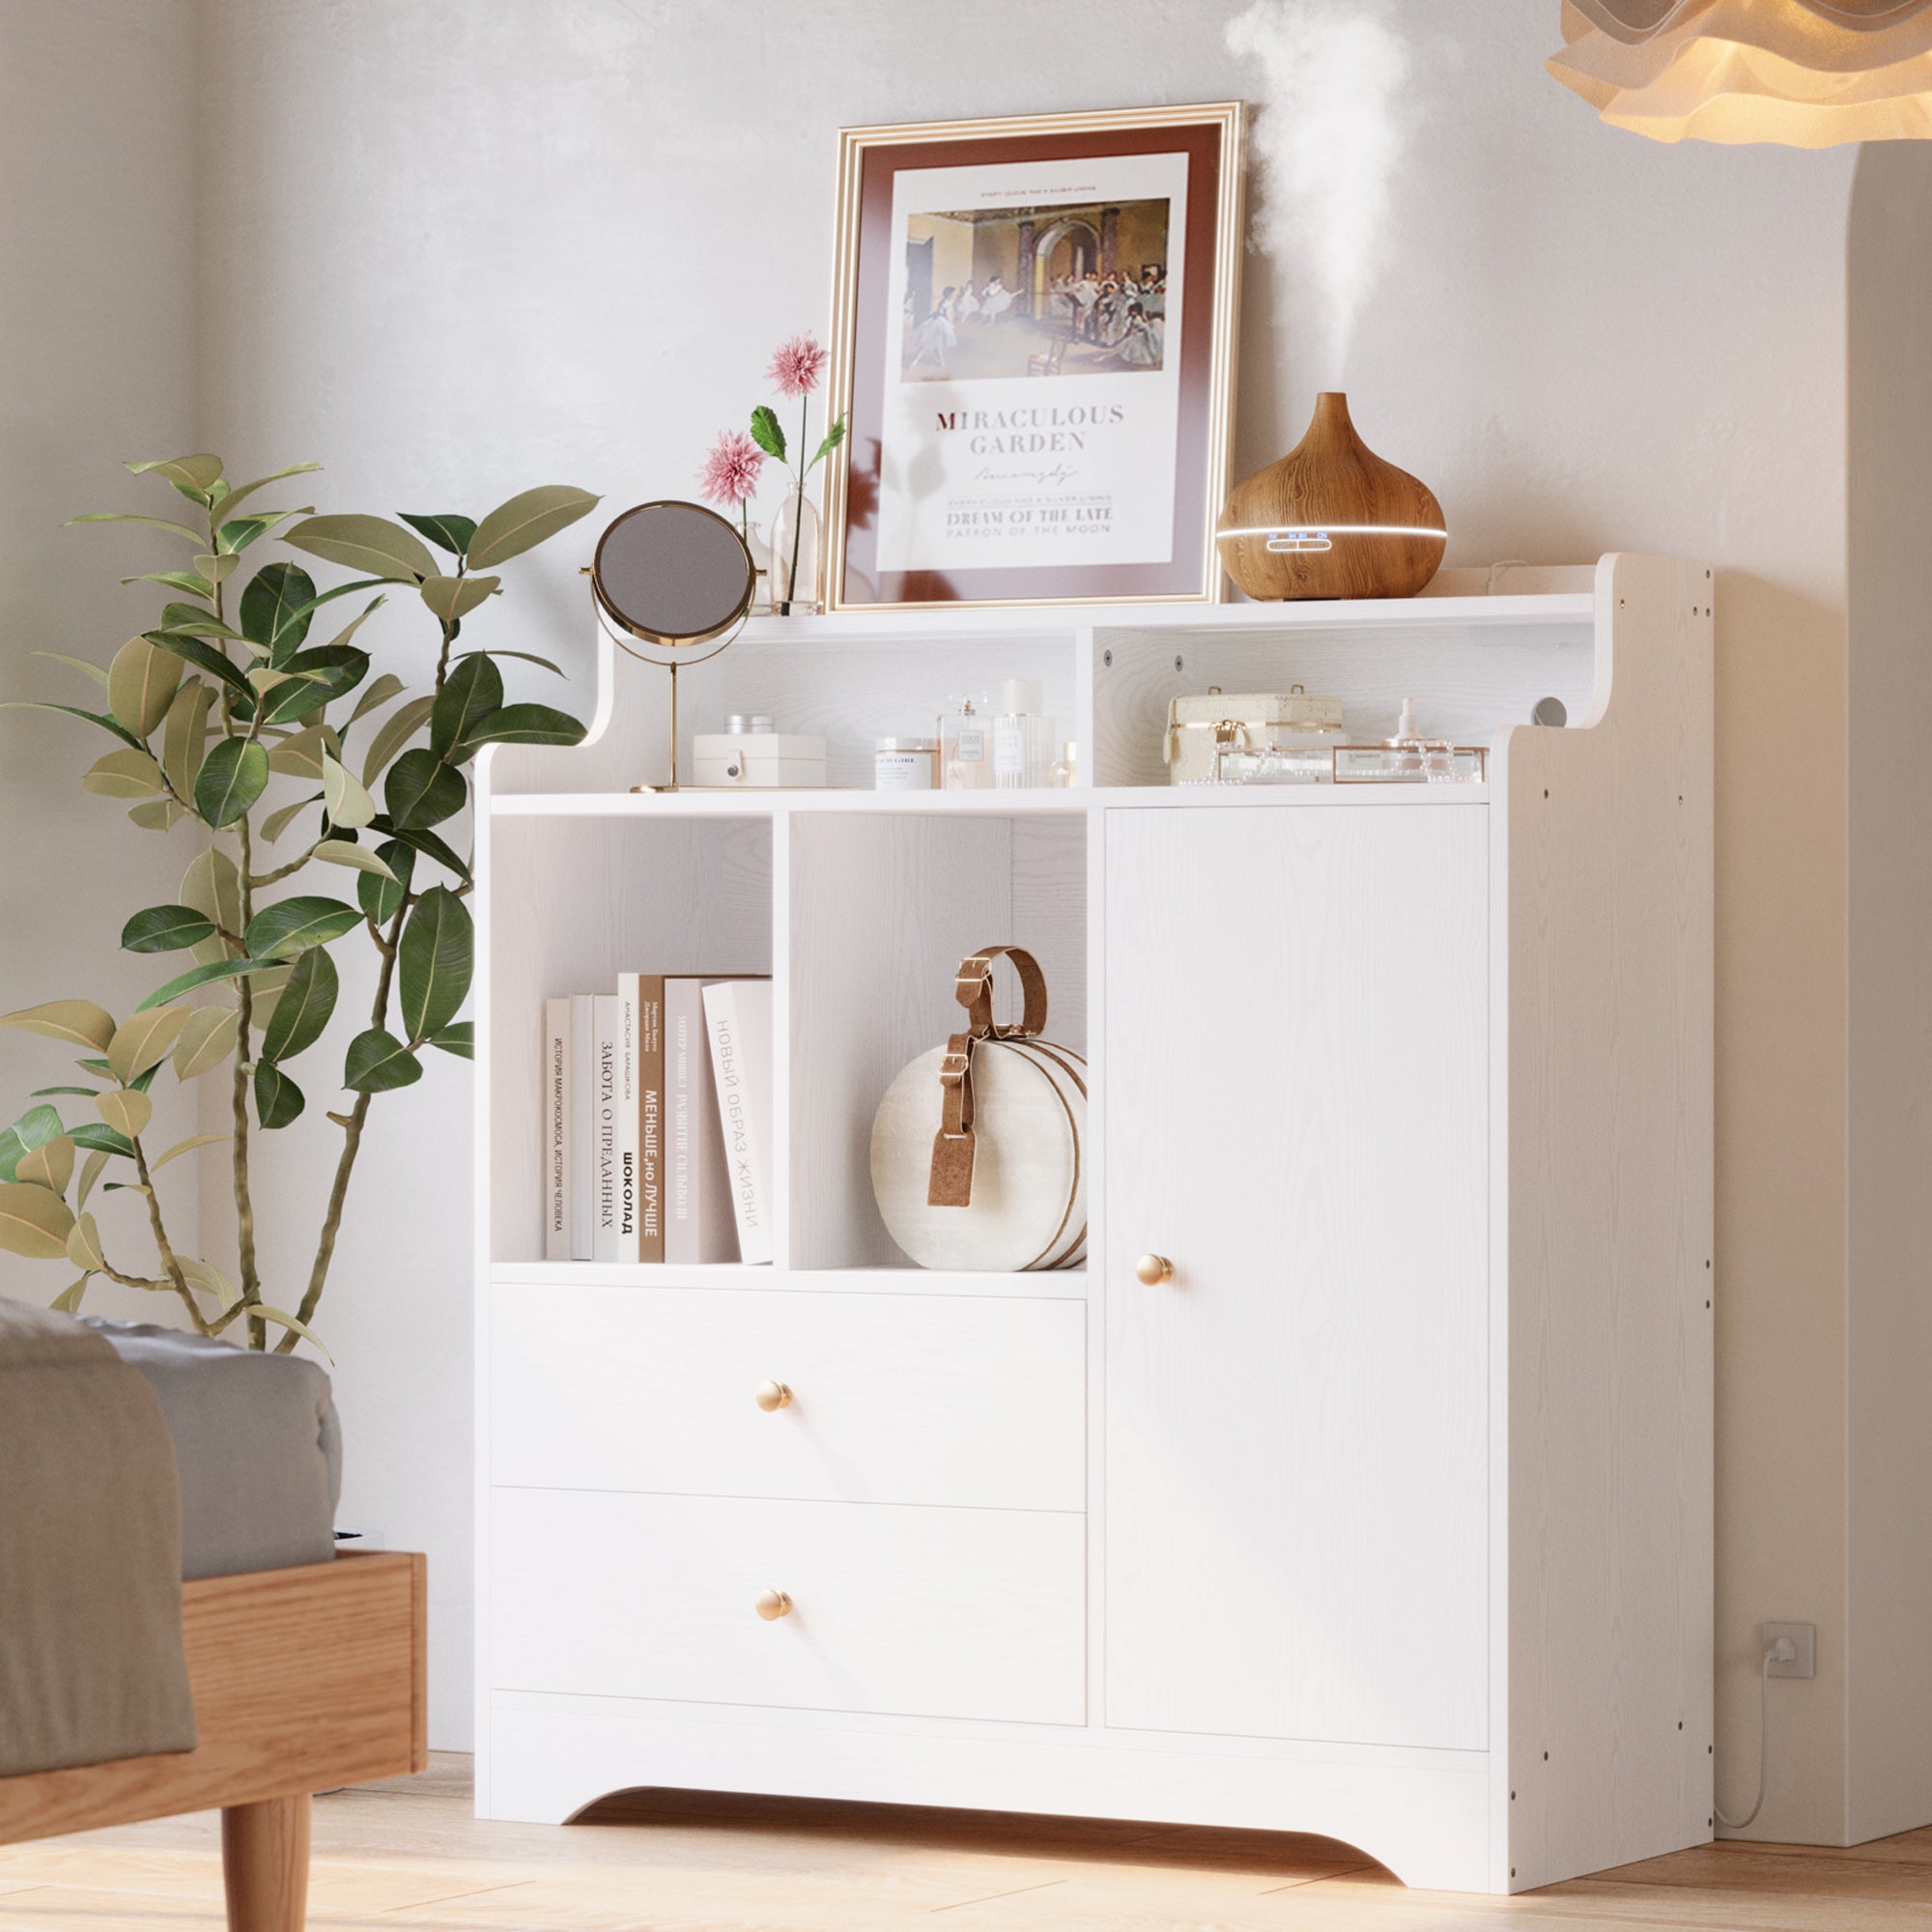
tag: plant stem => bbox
[233,813,263,1348]
[785,396,809,612]
[278,894,410,1352]
[131,1136,212,1335]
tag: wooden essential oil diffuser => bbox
[1216,391,1445,602]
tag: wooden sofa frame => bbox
[0,1549,425,1932]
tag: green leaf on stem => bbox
[430,652,501,761]
[73,1149,108,1208]
[264,724,339,781]
[256,644,370,724]
[126,797,188,834]
[322,750,377,829]
[176,1256,241,1307]
[466,486,600,569]
[420,573,499,623]
[82,748,168,799]
[358,838,414,923]
[346,672,407,728]
[18,1132,73,1196]
[428,1021,473,1059]
[64,1208,102,1269]
[122,570,215,599]
[65,511,203,545]
[253,1060,305,1129]
[454,647,566,677]
[215,507,313,556]
[107,1007,190,1084]
[193,736,269,827]
[398,512,477,555]
[361,696,437,787]
[251,1302,331,1360]
[239,559,317,663]
[282,513,435,582]
[33,651,111,690]
[156,602,250,641]
[244,895,360,959]
[0,701,147,751]
[125,453,224,495]
[67,1123,135,1159]
[259,945,338,1062]
[344,1027,422,1094]
[150,1133,230,1173]
[366,818,468,885]
[0,1182,74,1258]
[316,594,386,661]
[121,904,217,953]
[180,847,242,937]
[133,956,282,1014]
[399,887,471,1041]
[750,406,786,462]
[313,838,397,881]
[160,680,214,801]
[171,1007,241,1080]
[219,462,323,518]
[260,793,323,845]
[384,748,466,830]
[49,1278,90,1313]
[0,1003,117,1052]
[142,630,250,697]
[452,702,586,756]
[95,1087,152,1140]
[809,413,848,471]
[0,1105,66,1182]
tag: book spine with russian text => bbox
[665,978,733,1263]
[590,993,620,1264]
[569,992,595,1260]
[614,977,641,1264]
[543,997,571,1261]
[702,979,774,1265]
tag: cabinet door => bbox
[1104,804,1489,1751]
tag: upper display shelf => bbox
[483,562,1608,799]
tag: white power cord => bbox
[1714,1635,1798,1831]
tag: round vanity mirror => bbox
[591,500,753,658]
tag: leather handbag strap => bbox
[928,948,1049,1208]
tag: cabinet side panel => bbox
[1502,554,1715,1889]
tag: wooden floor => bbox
[1,1754,1930,1929]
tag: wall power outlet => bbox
[1764,1622,1816,1679]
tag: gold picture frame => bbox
[823,101,1246,613]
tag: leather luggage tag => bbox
[926,947,1049,1208]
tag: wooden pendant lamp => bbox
[1215,392,1446,603]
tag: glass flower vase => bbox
[768,487,820,616]
[743,520,774,614]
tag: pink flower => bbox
[768,332,827,399]
[697,429,765,506]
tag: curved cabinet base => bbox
[481,1691,1496,1894]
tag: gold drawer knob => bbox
[1135,1253,1175,1286]
[754,1379,793,1411]
[754,1588,793,1621]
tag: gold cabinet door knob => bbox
[754,1379,793,1411]
[1135,1253,1176,1286]
[754,1588,793,1621]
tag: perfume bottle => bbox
[939,693,993,790]
[993,679,1054,789]
[1048,741,1078,788]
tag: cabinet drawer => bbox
[490,1284,1085,1512]
[490,1488,1086,1725]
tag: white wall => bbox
[0,0,203,1320]
[14,0,1881,1842]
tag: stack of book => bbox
[543,978,772,1265]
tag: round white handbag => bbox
[869,947,1086,1272]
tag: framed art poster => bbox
[824,102,1245,611]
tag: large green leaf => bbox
[361,695,437,786]
[0,701,146,750]
[283,514,434,582]
[244,963,295,1034]
[83,747,168,798]
[65,1211,103,1272]
[466,485,600,569]
[33,650,111,690]
[251,1302,331,1359]
[259,944,337,1062]
[419,573,499,623]
[256,644,370,724]
[17,1132,73,1196]
[65,510,201,544]
[346,672,406,728]
[244,895,360,959]
[398,887,472,1041]
[215,507,311,555]
[430,652,501,760]
[239,559,317,663]
[171,1006,241,1079]
[264,724,338,780]
[219,462,322,517]
[160,680,214,801]
[358,838,414,923]
[0,1003,117,1052]
[149,1132,231,1172]
[143,630,250,696]
[313,838,396,881]
[451,702,586,757]
[95,1087,153,1140]
[0,1182,74,1259]
[107,637,184,738]
[428,1021,474,1059]
[322,751,377,829]
[260,792,323,844]
[315,594,386,660]
[156,602,250,642]
[454,647,565,677]
[125,453,224,495]
[398,512,477,555]
[126,797,188,834]
[344,1027,422,1093]
[180,847,242,936]
[750,406,785,462]
[121,569,215,600]
[121,904,216,953]
[107,1006,190,1085]
[0,1105,67,1183]
[66,1122,135,1159]
[253,1060,305,1129]
[133,956,281,1013]
[193,736,269,826]
[367,817,469,885]
[384,748,466,829]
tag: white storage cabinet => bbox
[474,554,1714,1893]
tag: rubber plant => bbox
[0,457,598,1351]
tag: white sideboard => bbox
[473,554,1714,1894]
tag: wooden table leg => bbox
[221,1793,310,1932]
